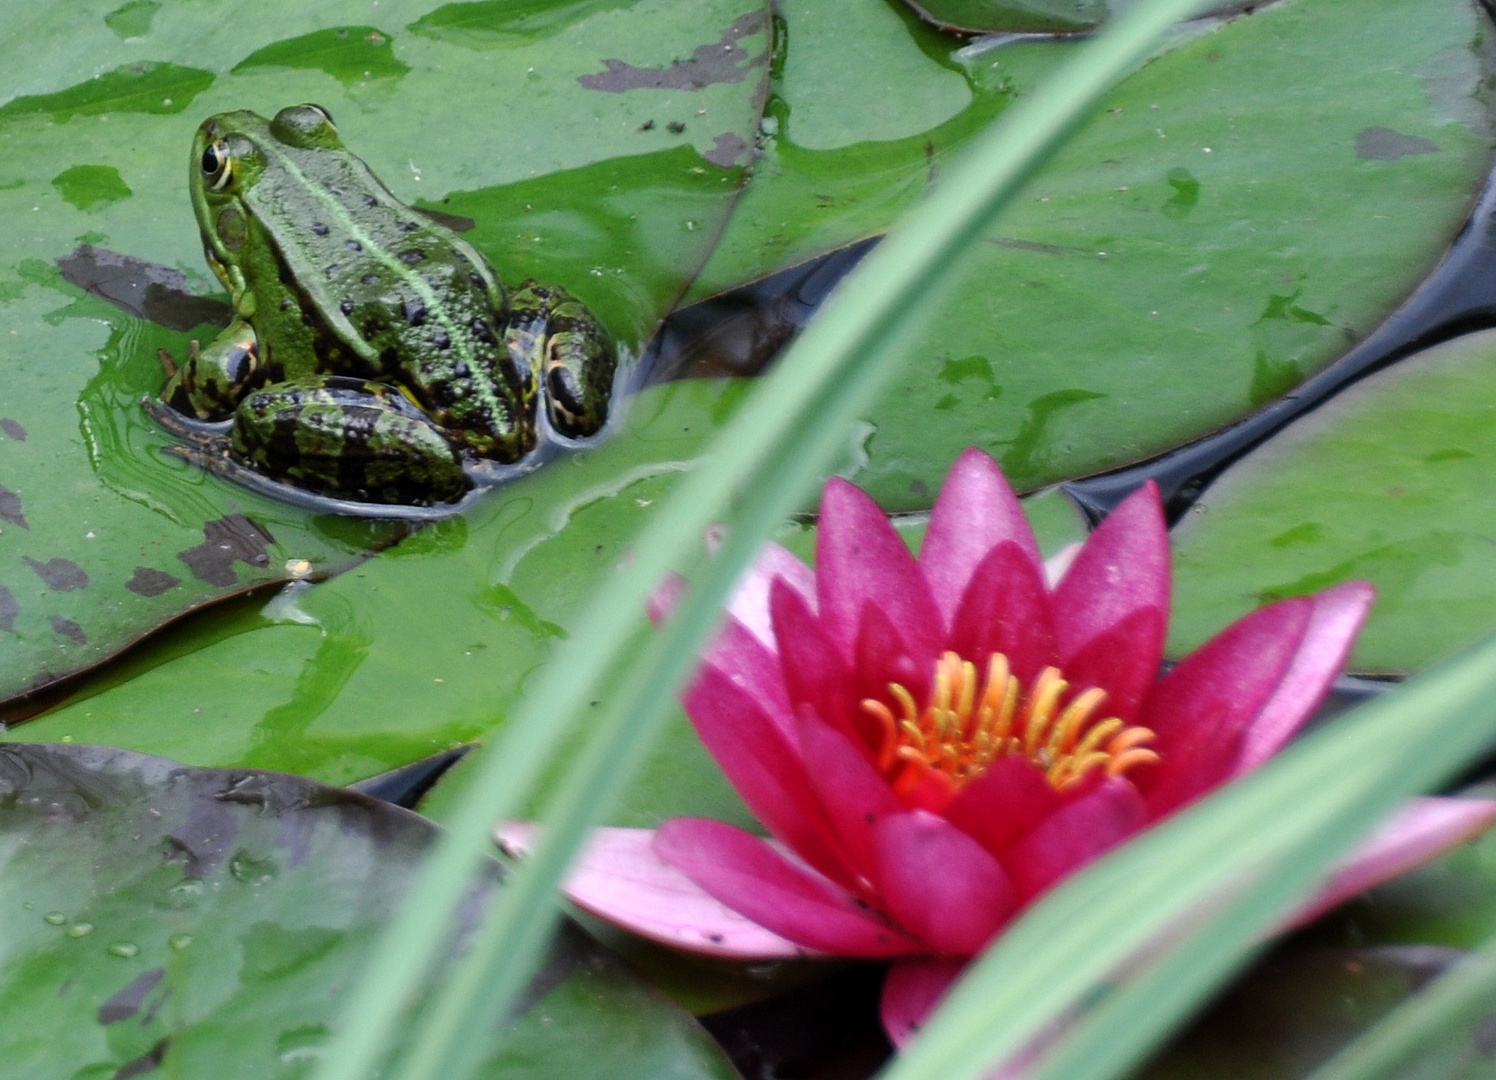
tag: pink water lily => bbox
[512,449,1496,1046]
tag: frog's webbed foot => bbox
[142,393,233,444]
[230,375,470,507]
[505,282,616,441]
[159,319,262,421]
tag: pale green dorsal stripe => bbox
[251,138,510,426]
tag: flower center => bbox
[860,651,1159,804]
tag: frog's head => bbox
[189,105,344,289]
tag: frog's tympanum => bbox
[157,104,616,507]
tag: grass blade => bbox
[310,1,1214,1077]
[1304,927,1496,1080]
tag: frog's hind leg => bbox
[505,282,616,440]
[231,375,469,506]
[160,318,263,421]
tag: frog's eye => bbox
[201,138,233,191]
[271,104,341,149]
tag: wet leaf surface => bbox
[1169,328,1496,676]
[686,0,1495,512]
[0,0,768,703]
[10,379,1089,829]
[848,0,1496,510]
[895,0,1248,34]
[0,742,737,1079]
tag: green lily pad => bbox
[0,742,736,1079]
[1134,941,1463,1080]
[894,0,1246,34]
[0,0,768,704]
[850,0,1496,510]
[901,0,1108,33]
[10,373,1088,824]
[1168,328,1496,676]
[689,0,1495,512]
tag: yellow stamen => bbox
[863,650,1158,802]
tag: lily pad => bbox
[0,0,769,704]
[1168,328,1496,676]
[0,742,737,1079]
[895,0,1245,34]
[851,0,1496,510]
[9,377,1090,827]
[688,0,1496,512]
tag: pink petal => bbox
[948,542,1057,687]
[727,542,818,649]
[1139,599,1311,818]
[656,818,922,957]
[1056,606,1165,727]
[873,810,1019,955]
[771,579,859,741]
[797,717,904,880]
[881,957,965,1048]
[853,601,932,722]
[1052,483,1170,668]
[683,665,860,888]
[1295,797,1496,925]
[1005,778,1147,901]
[919,449,1042,631]
[817,477,943,663]
[944,756,1063,859]
[1234,581,1376,772]
[698,617,793,738]
[498,823,809,959]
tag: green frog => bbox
[155,103,616,507]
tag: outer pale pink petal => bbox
[1005,778,1147,901]
[1139,599,1311,817]
[944,756,1062,859]
[498,823,809,959]
[919,449,1042,630]
[948,542,1057,687]
[1293,797,1496,926]
[1052,482,1170,666]
[726,543,818,648]
[684,665,860,888]
[817,477,943,662]
[1043,542,1082,589]
[656,818,922,957]
[874,810,1019,955]
[797,717,904,879]
[881,957,965,1048]
[1234,581,1376,772]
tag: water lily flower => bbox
[503,449,1496,1046]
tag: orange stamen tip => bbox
[871,649,1164,799]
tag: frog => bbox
[154,103,616,508]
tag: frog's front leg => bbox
[231,375,470,506]
[505,283,616,440]
[161,318,263,420]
